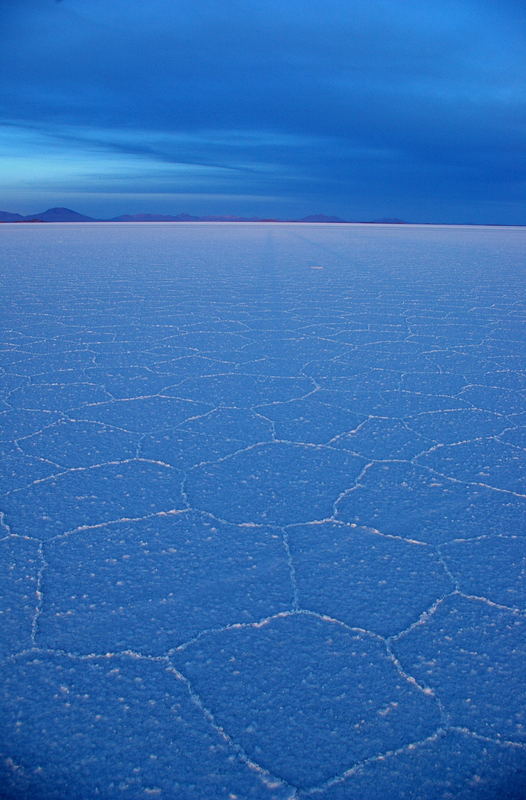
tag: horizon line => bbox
[1,205,525,228]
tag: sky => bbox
[1,0,525,223]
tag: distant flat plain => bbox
[1,222,525,799]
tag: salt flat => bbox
[1,222,525,799]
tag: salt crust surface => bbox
[1,222,525,799]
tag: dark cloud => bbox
[1,0,524,221]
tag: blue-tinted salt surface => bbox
[1,223,525,799]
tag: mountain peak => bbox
[0,210,24,222]
[0,206,409,224]
[24,207,97,222]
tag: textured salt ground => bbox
[1,222,525,799]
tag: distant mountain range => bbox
[0,207,407,224]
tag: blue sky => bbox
[1,0,524,222]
